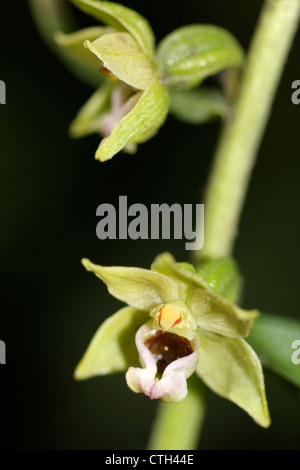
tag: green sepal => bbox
[196,329,271,428]
[75,306,147,379]
[70,0,155,55]
[151,252,194,301]
[169,87,229,125]
[69,82,114,138]
[81,258,179,310]
[29,0,100,87]
[128,124,160,145]
[95,78,170,162]
[55,26,114,84]
[157,24,244,90]
[248,312,300,388]
[85,32,156,90]
[196,257,242,303]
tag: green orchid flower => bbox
[56,0,169,162]
[54,0,244,162]
[75,252,271,428]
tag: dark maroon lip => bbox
[144,330,193,376]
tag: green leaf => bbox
[196,330,271,428]
[75,306,147,379]
[82,258,179,310]
[189,287,258,338]
[169,87,229,125]
[69,82,113,138]
[95,78,169,162]
[196,257,242,303]
[55,26,114,80]
[70,0,155,54]
[157,24,244,89]
[247,312,300,388]
[85,32,156,90]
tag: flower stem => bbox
[197,0,300,261]
[151,0,300,450]
[147,377,206,450]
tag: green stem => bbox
[150,0,300,450]
[198,0,300,261]
[147,377,206,450]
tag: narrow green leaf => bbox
[169,88,229,125]
[69,82,113,138]
[196,257,242,303]
[95,78,169,162]
[70,0,155,54]
[55,26,113,76]
[157,24,244,89]
[82,258,179,310]
[196,330,271,428]
[247,312,300,388]
[75,306,147,379]
[85,32,155,90]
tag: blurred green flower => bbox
[54,0,244,162]
[75,252,270,428]
[56,0,169,161]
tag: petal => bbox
[126,323,200,403]
[126,322,157,396]
[149,374,188,403]
[69,82,114,138]
[151,252,194,301]
[152,252,208,290]
[82,258,179,311]
[99,90,141,137]
[196,329,271,428]
[74,306,147,379]
[126,367,156,396]
[157,24,244,89]
[55,26,114,85]
[189,287,258,338]
[70,0,155,54]
[95,77,169,162]
[85,32,156,90]
[152,253,257,337]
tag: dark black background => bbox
[0,0,299,449]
